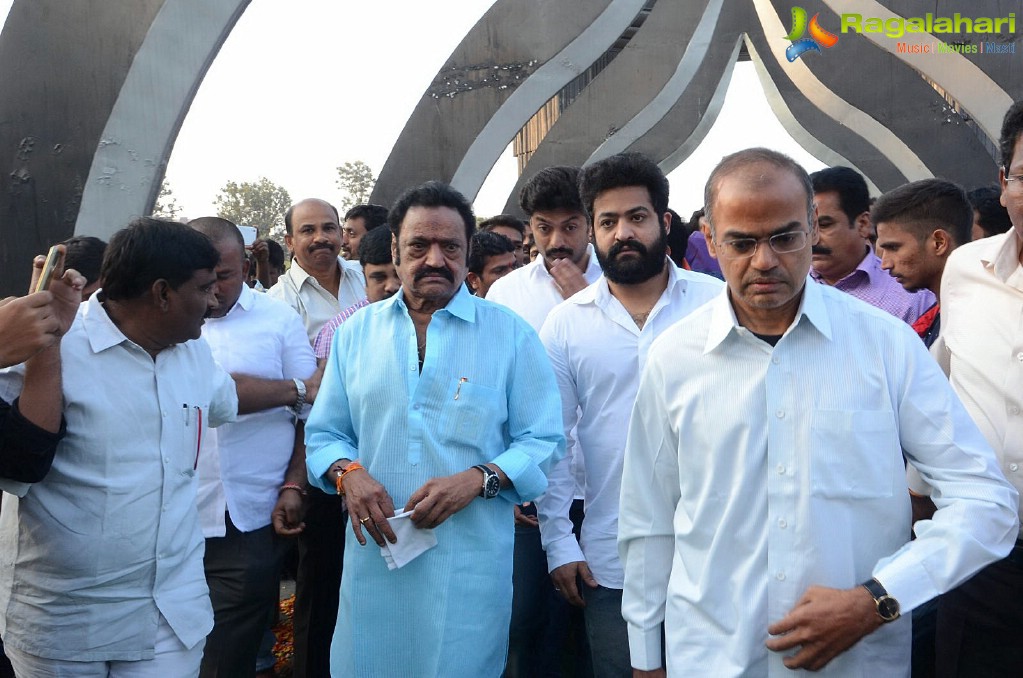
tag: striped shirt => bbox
[312,298,369,360]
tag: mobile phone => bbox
[238,225,258,248]
[34,245,65,293]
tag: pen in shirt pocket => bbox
[193,406,203,470]
[454,377,468,400]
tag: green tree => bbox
[214,177,292,243]
[335,161,376,212]
[151,179,181,219]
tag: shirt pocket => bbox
[182,403,210,478]
[437,382,504,447]
[809,409,898,499]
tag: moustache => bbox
[811,245,832,256]
[608,240,648,259]
[414,267,454,282]
[545,247,574,259]
[309,243,335,252]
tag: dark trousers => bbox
[935,545,1023,678]
[292,491,345,678]
[582,586,630,678]
[201,516,287,678]
[507,517,565,677]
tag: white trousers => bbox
[5,614,204,678]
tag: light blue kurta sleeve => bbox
[490,317,566,503]
[305,324,359,493]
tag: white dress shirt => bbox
[918,229,1023,527]
[619,281,1018,676]
[487,245,603,495]
[268,256,366,342]
[198,284,317,537]
[536,264,721,587]
[0,293,238,660]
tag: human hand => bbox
[404,468,481,529]
[339,465,397,546]
[251,238,270,263]
[514,503,538,528]
[549,258,588,299]
[551,560,598,607]
[303,364,324,404]
[271,489,306,536]
[765,584,881,671]
[0,260,84,368]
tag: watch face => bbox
[878,596,900,621]
[484,475,501,498]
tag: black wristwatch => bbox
[473,464,501,499]
[861,578,900,623]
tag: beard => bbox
[595,228,668,284]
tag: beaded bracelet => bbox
[279,483,307,496]
[336,460,365,496]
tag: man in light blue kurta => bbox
[305,181,565,677]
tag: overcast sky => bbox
[2,0,824,220]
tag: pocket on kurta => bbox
[809,409,898,499]
[437,382,504,446]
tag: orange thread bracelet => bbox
[336,460,365,496]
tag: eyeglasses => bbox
[1004,170,1023,188]
[715,230,810,259]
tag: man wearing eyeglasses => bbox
[618,147,1018,677]
[922,101,1023,676]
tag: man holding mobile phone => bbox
[0,245,84,483]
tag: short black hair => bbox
[871,179,972,247]
[665,209,689,267]
[468,230,516,276]
[518,166,585,217]
[344,204,389,231]
[62,236,107,287]
[704,148,814,233]
[999,100,1023,170]
[358,225,394,266]
[187,216,245,257]
[101,217,220,301]
[479,214,526,236]
[578,152,670,218]
[810,166,870,224]
[267,239,286,271]
[388,181,475,250]
[284,199,340,235]
[968,186,1011,238]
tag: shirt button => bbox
[776,464,786,475]
[163,457,170,464]
[776,410,785,419]
[162,505,168,512]
[409,364,416,371]
[1011,406,1021,416]
[1010,463,1019,472]
[775,571,786,581]
[771,356,780,365]
[1017,352,1023,362]
[413,404,420,411]
[778,518,787,529]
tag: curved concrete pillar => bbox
[75,0,250,239]
[369,0,648,208]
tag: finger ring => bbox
[360,516,371,524]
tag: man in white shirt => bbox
[0,219,242,677]
[537,153,721,677]
[268,197,364,678]
[269,198,366,343]
[925,100,1023,676]
[189,218,318,678]
[619,148,1019,677]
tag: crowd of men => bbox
[0,99,1021,678]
